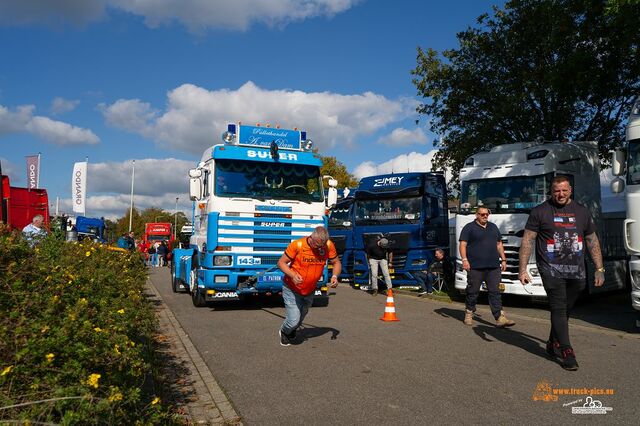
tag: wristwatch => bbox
[596,267,605,273]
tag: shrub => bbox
[0,224,182,424]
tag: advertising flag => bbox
[72,161,87,214]
[26,155,40,189]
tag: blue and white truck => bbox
[333,172,449,287]
[171,123,337,307]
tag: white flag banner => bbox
[72,161,87,214]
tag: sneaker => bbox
[371,289,378,296]
[546,340,560,358]
[561,348,579,371]
[463,309,474,326]
[279,329,293,347]
[418,291,428,296]
[496,311,516,328]
[360,285,371,291]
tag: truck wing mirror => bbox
[327,187,338,208]
[610,177,625,194]
[189,177,202,200]
[611,149,626,176]
[189,168,202,178]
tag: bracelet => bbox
[596,267,605,273]
[501,259,507,262]
[462,258,468,261]
[331,275,338,278]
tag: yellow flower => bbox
[1,366,13,376]
[94,327,102,332]
[86,251,91,257]
[79,298,87,304]
[114,344,120,355]
[41,326,50,333]
[52,295,59,302]
[46,353,55,362]
[117,309,125,314]
[108,392,123,402]
[151,397,160,405]
[86,373,101,388]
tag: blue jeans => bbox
[465,268,503,320]
[281,284,314,335]
[413,271,434,293]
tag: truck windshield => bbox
[215,160,323,202]
[627,139,640,185]
[355,196,422,225]
[460,173,552,214]
[329,202,353,228]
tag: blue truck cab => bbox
[172,123,337,307]
[348,172,449,288]
[75,216,106,243]
[327,196,355,282]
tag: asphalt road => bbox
[149,268,639,425]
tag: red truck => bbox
[144,222,173,245]
[1,174,50,230]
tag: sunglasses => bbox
[477,212,490,217]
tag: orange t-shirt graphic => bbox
[283,237,338,296]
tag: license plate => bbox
[259,275,282,283]
[237,256,261,265]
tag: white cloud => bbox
[376,127,428,147]
[26,116,99,145]
[101,81,406,155]
[88,158,194,196]
[0,103,99,145]
[0,157,20,184]
[51,97,80,115]
[0,0,359,32]
[353,150,452,183]
[55,158,196,219]
[0,105,34,136]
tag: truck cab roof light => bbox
[222,131,237,144]
[527,149,549,160]
[304,139,313,151]
[465,157,474,166]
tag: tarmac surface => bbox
[148,267,639,425]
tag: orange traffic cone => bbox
[380,288,399,322]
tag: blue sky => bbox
[0,0,505,219]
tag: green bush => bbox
[0,225,182,424]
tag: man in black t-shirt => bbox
[519,175,604,371]
[459,206,515,328]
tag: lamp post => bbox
[174,197,179,240]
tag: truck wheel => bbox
[170,262,179,293]
[312,296,329,307]
[192,288,207,307]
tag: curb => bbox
[146,277,242,425]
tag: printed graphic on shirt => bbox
[545,213,583,275]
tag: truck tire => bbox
[192,288,207,307]
[170,262,180,293]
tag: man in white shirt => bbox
[22,214,47,244]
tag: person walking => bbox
[157,241,168,267]
[22,214,47,245]
[459,206,515,328]
[365,236,392,296]
[276,226,341,346]
[519,175,604,371]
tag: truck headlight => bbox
[214,256,232,266]
[529,268,539,277]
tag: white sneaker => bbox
[360,286,371,291]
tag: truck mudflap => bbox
[172,248,195,293]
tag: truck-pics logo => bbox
[373,176,404,187]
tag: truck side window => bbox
[203,170,210,197]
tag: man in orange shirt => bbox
[277,226,341,346]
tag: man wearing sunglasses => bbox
[277,226,341,346]
[459,206,515,328]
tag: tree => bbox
[320,155,359,189]
[412,0,640,187]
